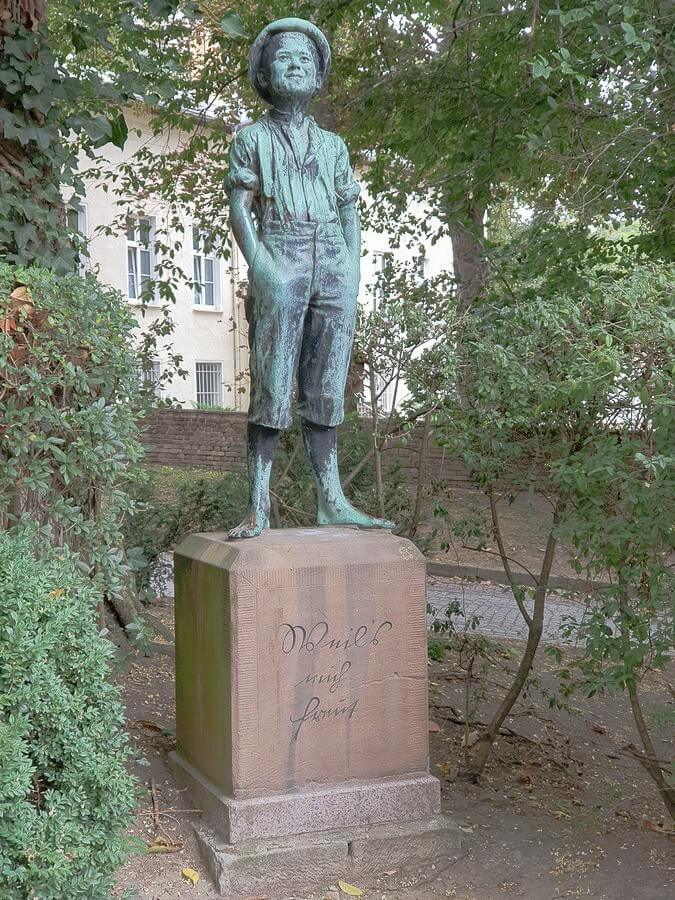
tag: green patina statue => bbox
[227,17,394,539]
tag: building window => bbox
[416,249,429,280]
[139,358,163,400]
[193,227,218,308]
[127,217,154,301]
[67,201,89,274]
[372,251,393,309]
[195,361,223,407]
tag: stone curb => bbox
[426,560,609,593]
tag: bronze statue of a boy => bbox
[228,17,393,539]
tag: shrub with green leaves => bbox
[0,529,136,899]
[123,466,249,599]
[0,262,145,600]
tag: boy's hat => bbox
[248,17,331,103]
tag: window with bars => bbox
[67,201,89,274]
[139,358,163,400]
[193,227,218,308]
[195,361,223,407]
[127,217,154,301]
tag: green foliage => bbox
[427,639,445,662]
[0,263,145,599]
[0,528,136,899]
[421,224,674,799]
[123,466,249,599]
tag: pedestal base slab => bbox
[170,751,441,844]
[195,816,463,898]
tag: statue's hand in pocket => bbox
[250,242,273,290]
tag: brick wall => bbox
[139,409,249,471]
[139,408,474,487]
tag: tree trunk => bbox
[368,354,386,519]
[0,0,72,270]
[0,1,46,31]
[462,508,559,780]
[448,201,488,312]
[408,413,431,538]
[618,584,675,819]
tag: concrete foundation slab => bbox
[195,815,463,898]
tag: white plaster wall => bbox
[74,107,242,409]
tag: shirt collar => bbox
[269,108,313,129]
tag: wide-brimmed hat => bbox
[248,17,331,104]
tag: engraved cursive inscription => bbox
[280,620,392,655]
[294,660,352,694]
[290,696,359,742]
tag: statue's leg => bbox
[230,225,312,540]
[228,423,279,539]
[301,419,393,529]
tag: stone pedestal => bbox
[171,527,459,895]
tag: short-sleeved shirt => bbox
[228,111,360,226]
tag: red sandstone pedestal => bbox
[171,528,460,896]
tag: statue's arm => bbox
[339,201,361,285]
[230,187,259,268]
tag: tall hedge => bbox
[0,529,136,898]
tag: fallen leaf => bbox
[135,719,165,733]
[552,810,571,819]
[9,284,33,306]
[0,312,17,334]
[381,869,397,876]
[428,719,441,733]
[48,588,65,598]
[182,867,200,884]
[338,881,364,896]
[461,730,480,748]
[643,819,675,835]
[592,723,608,735]
[146,836,182,853]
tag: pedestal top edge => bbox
[174,527,425,568]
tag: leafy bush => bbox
[0,263,145,598]
[123,466,249,599]
[0,529,136,899]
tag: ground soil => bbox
[421,487,586,582]
[113,597,674,900]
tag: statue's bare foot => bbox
[317,500,394,530]
[228,510,269,540]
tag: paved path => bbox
[427,577,586,644]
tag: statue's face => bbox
[259,33,320,101]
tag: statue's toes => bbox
[359,516,395,530]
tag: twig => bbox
[150,778,160,831]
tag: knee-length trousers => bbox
[245,220,358,430]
